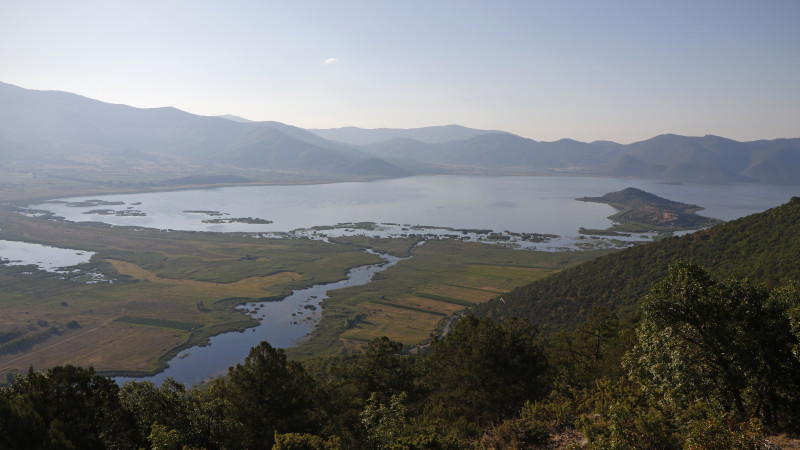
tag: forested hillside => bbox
[473,196,800,331]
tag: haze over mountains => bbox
[0,81,411,178]
[308,125,511,145]
[2,81,799,184]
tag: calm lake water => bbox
[31,175,799,237]
[0,240,94,272]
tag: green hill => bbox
[577,187,722,232]
[580,187,694,210]
[473,196,800,331]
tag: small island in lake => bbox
[577,187,723,234]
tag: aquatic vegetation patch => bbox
[83,209,146,217]
[202,217,272,224]
[66,200,126,207]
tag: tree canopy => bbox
[626,262,800,426]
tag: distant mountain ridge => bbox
[216,114,253,123]
[0,81,405,178]
[308,124,511,145]
[354,131,800,183]
[2,81,799,184]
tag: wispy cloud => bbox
[324,57,340,64]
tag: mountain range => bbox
[0,81,409,178]
[2,81,799,184]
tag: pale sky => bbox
[1,1,798,143]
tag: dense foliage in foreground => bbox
[0,315,547,449]
[2,262,799,449]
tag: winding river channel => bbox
[115,250,404,387]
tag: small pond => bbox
[0,240,94,272]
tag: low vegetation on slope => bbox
[473,196,800,332]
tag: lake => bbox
[31,175,798,239]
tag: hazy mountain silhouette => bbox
[0,81,401,177]
[355,131,800,183]
[308,124,510,145]
[216,114,253,123]
[3,81,799,184]
[743,140,800,184]
[337,157,413,177]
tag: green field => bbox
[112,316,201,331]
[0,205,381,379]
[288,236,610,359]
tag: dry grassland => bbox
[108,259,302,298]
